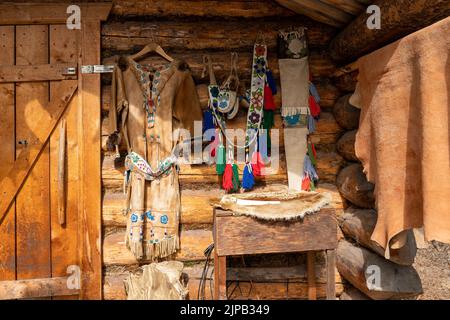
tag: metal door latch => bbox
[81,65,114,74]
[63,67,77,76]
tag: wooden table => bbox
[213,207,337,300]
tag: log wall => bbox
[99,0,346,300]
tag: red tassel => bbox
[264,85,276,110]
[302,175,311,191]
[251,152,265,176]
[210,131,219,158]
[222,164,234,191]
[311,142,317,158]
[309,95,321,117]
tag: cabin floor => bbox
[411,242,450,300]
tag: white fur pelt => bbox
[214,191,332,221]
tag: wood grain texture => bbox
[15,25,51,281]
[0,25,16,282]
[333,94,360,130]
[336,130,357,162]
[0,63,76,83]
[275,0,353,27]
[0,80,77,224]
[330,0,450,62]
[0,3,111,25]
[103,50,337,83]
[338,207,417,266]
[102,19,334,53]
[336,164,375,208]
[103,263,343,300]
[0,277,79,300]
[214,208,337,256]
[336,240,423,300]
[110,0,296,18]
[49,24,80,300]
[78,20,103,299]
[103,229,213,266]
[307,251,317,300]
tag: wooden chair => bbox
[213,207,337,300]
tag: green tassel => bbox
[310,178,316,191]
[263,110,274,153]
[308,143,317,166]
[216,144,226,175]
[232,164,240,192]
[263,110,274,129]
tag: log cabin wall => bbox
[99,0,347,300]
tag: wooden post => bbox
[78,18,103,300]
[307,251,317,300]
[214,251,227,300]
[326,249,336,300]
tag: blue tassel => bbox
[266,70,277,95]
[308,115,316,133]
[242,164,255,190]
[304,155,319,181]
[309,82,321,104]
[202,110,215,134]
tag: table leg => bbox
[214,250,227,300]
[307,251,317,300]
[326,249,336,300]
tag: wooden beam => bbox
[320,0,365,15]
[336,240,423,300]
[330,0,450,63]
[110,0,295,18]
[0,3,112,25]
[0,64,76,83]
[77,19,103,300]
[0,277,79,300]
[275,0,353,27]
[0,80,77,225]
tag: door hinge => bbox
[81,65,114,74]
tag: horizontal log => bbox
[102,19,334,52]
[102,183,345,226]
[330,0,450,63]
[339,208,417,266]
[104,271,343,300]
[103,229,213,265]
[102,150,344,191]
[336,240,422,300]
[101,81,340,111]
[336,163,375,208]
[0,277,78,300]
[275,0,353,28]
[103,263,343,300]
[101,111,343,152]
[0,3,111,25]
[333,71,358,93]
[102,50,337,82]
[110,0,297,18]
[333,94,360,130]
[337,130,358,162]
[339,286,371,300]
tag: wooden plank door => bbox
[0,3,111,300]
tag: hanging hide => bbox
[124,261,187,300]
[354,17,450,254]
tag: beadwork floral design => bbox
[160,215,169,225]
[249,112,261,124]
